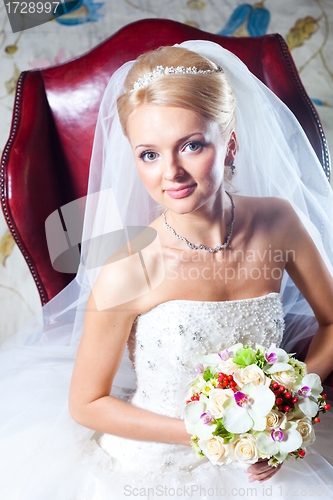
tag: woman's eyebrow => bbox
[135,132,205,150]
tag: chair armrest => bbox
[1,71,75,304]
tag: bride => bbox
[1,40,333,499]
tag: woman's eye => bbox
[140,151,158,162]
[183,141,203,153]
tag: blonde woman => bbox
[1,41,333,499]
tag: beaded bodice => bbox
[129,292,284,419]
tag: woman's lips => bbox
[164,184,196,199]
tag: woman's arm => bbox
[249,199,333,482]
[68,264,190,446]
[281,200,333,380]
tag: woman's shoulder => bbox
[234,193,292,208]
[232,194,300,252]
[90,226,166,314]
[234,194,296,224]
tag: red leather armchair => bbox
[1,19,330,305]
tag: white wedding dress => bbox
[51,293,332,500]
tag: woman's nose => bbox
[163,154,185,180]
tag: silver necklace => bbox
[162,191,235,253]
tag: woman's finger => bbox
[248,461,283,482]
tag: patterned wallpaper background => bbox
[0,0,332,343]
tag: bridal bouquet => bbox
[184,343,330,468]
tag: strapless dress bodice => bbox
[129,292,284,417]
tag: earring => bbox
[228,161,236,175]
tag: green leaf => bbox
[212,418,234,443]
[203,367,214,382]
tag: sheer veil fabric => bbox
[0,40,333,499]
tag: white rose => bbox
[199,436,232,465]
[208,389,234,417]
[233,364,270,388]
[296,418,315,447]
[217,358,240,375]
[232,434,258,466]
[266,410,287,429]
[271,370,296,390]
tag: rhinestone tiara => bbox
[132,65,222,91]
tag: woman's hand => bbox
[247,458,283,482]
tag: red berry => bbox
[274,390,281,396]
[292,397,299,404]
[284,405,291,412]
[285,392,292,399]
[278,405,284,411]
[272,382,279,389]
[322,394,327,400]
[325,403,331,411]
[279,385,285,392]
[228,375,233,381]
[298,450,306,457]
[218,383,223,388]
[230,381,237,387]
[314,417,321,423]
[276,397,283,405]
